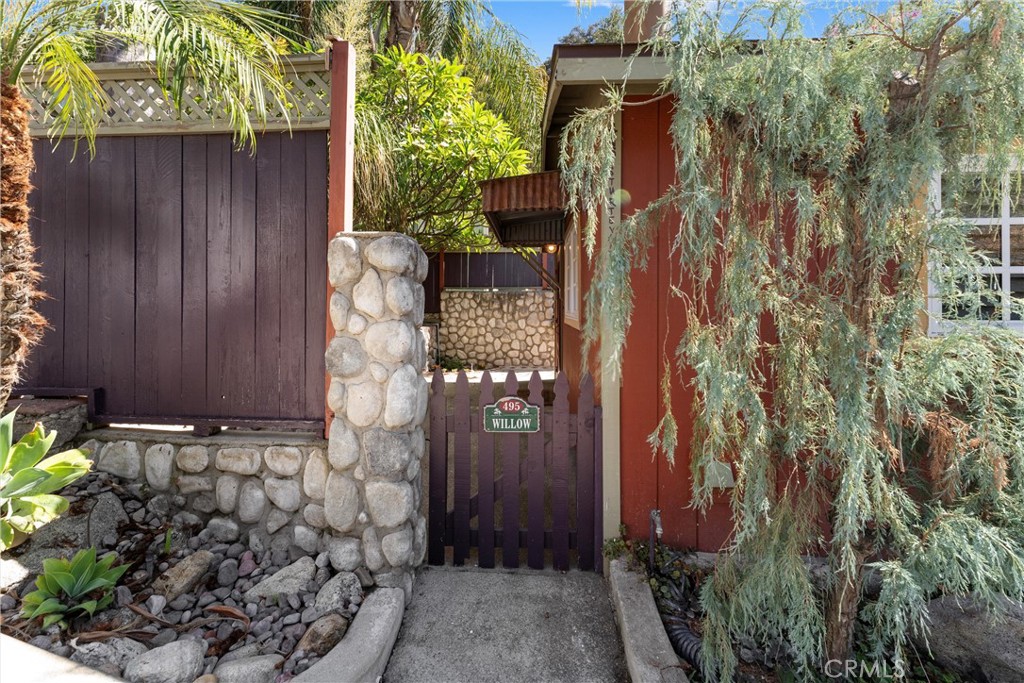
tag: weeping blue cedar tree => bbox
[559,1,1024,679]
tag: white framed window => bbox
[564,224,581,324]
[928,159,1023,334]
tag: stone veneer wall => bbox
[438,288,556,369]
[77,232,430,603]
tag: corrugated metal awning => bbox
[480,171,567,247]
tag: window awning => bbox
[480,171,567,247]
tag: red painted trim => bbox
[325,39,355,437]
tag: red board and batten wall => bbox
[561,96,734,552]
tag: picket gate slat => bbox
[477,372,496,568]
[427,369,448,565]
[453,372,471,565]
[501,372,521,568]
[526,372,546,569]
[552,373,571,570]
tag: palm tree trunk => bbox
[386,0,421,51]
[1,77,45,410]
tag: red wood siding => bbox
[559,96,734,551]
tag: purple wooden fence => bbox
[19,133,327,432]
[427,369,603,572]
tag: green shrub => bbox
[0,410,93,551]
[20,548,129,629]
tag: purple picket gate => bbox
[427,369,603,572]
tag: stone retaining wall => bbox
[438,288,556,369]
[75,232,430,602]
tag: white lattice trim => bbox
[23,53,330,137]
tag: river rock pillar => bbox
[324,232,429,602]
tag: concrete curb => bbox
[608,558,689,683]
[294,587,405,683]
[0,633,123,683]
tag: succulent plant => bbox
[0,409,93,551]
[20,547,129,629]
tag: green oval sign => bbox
[483,396,540,433]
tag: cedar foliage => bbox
[560,1,1024,679]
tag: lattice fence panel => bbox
[24,54,330,137]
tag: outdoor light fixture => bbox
[544,243,558,254]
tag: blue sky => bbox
[488,1,892,64]
[489,1,617,60]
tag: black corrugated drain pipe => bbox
[650,509,703,671]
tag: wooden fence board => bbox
[427,369,447,565]
[453,371,471,565]
[181,136,209,417]
[527,372,546,569]
[552,372,570,570]
[477,372,496,568]
[502,372,521,568]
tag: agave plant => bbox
[0,410,93,551]
[20,547,129,629]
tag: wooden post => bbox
[325,39,356,436]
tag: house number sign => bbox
[482,396,540,433]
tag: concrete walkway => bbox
[384,566,627,683]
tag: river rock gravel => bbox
[0,470,362,682]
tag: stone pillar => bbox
[324,232,429,602]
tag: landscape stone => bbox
[303,503,327,529]
[175,446,209,473]
[265,477,301,512]
[97,440,141,479]
[385,276,416,316]
[348,314,367,335]
[152,550,214,601]
[383,364,421,428]
[177,475,213,494]
[329,292,351,332]
[328,235,361,286]
[323,472,360,532]
[315,572,362,613]
[917,596,1024,683]
[243,557,316,602]
[213,654,284,683]
[362,526,385,572]
[208,517,240,542]
[70,637,149,673]
[144,444,174,490]
[293,525,319,553]
[295,613,349,656]
[264,446,303,476]
[352,268,385,319]
[327,537,362,572]
[218,558,240,587]
[381,525,413,566]
[327,379,346,413]
[346,381,383,427]
[365,321,416,363]
[215,448,261,475]
[327,419,360,470]
[216,475,240,514]
[238,480,267,523]
[362,428,410,476]
[365,481,414,528]
[324,336,367,378]
[266,508,290,534]
[303,448,328,500]
[122,638,207,683]
[364,235,420,275]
